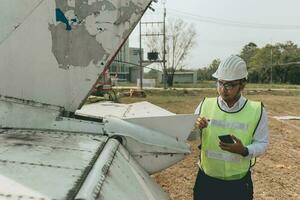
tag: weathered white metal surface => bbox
[0,0,152,112]
[76,139,169,200]
[75,139,120,200]
[0,97,61,128]
[0,129,108,199]
[125,114,198,141]
[0,97,107,134]
[77,101,197,141]
[77,101,175,119]
[97,140,169,200]
[0,129,170,199]
[104,116,191,174]
[0,0,43,43]
[0,98,192,175]
[0,1,192,198]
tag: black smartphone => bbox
[218,135,234,144]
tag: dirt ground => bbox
[121,89,300,200]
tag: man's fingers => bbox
[203,117,209,123]
[231,135,241,143]
[195,117,209,129]
[219,144,231,151]
[219,141,232,147]
[219,139,245,155]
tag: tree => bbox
[240,41,300,84]
[286,65,300,84]
[240,42,258,65]
[145,18,197,87]
[199,41,300,84]
[197,59,220,80]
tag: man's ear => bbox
[239,79,247,90]
[239,82,246,91]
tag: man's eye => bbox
[226,83,238,87]
[224,85,233,89]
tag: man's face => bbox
[216,80,243,101]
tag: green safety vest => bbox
[198,97,263,180]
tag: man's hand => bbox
[219,135,247,156]
[195,117,209,129]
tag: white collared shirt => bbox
[194,96,269,158]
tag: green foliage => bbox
[199,41,300,84]
[240,42,258,64]
[197,59,220,80]
[245,41,300,84]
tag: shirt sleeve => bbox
[194,101,203,115]
[246,107,269,158]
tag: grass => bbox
[117,87,300,114]
[246,83,300,89]
[117,80,300,89]
[86,84,300,113]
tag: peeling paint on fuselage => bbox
[73,0,116,20]
[56,8,72,31]
[116,1,140,38]
[50,0,142,69]
[50,0,110,69]
[0,0,151,111]
[49,23,106,69]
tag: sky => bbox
[129,0,300,69]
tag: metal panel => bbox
[0,0,43,43]
[0,129,108,199]
[0,98,107,134]
[75,139,121,200]
[125,114,198,141]
[97,140,169,200]
[0,0,152,112]
[76,101,175,119]
[104,117,191,174]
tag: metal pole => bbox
[163,7,167,89]
[139,21,143,90]
[270,47,273,84]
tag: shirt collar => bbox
[218,95,246,112]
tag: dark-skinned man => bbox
[193,55,269,200]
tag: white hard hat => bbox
[212,55,248,81]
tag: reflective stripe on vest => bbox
[209,119,248,130]
[199,97,262,180]
[206,150,242,162]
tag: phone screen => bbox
[218,135,234,144]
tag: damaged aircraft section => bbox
[0,0,196,199]
[50,0,138,69]
[0,0,149,111]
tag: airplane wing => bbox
[76,101,176,118]
[0,129,168,199]
[77,101,198,141]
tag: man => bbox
[193,55,269,200]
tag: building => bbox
[109,44,197,85]
[109,40,130,81]
[157,71,198,84]
[129,47,144,83]
[109,42,144,83]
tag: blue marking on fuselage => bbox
[56,8,72,31]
